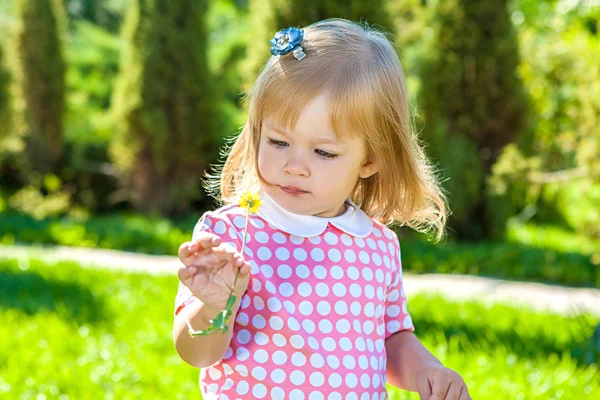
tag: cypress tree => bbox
[0,42,11,140]
[14,0,66,174]
[418,0,528,239]
[111,0,221,214]
[242,0,394,92]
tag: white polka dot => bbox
[252,315,266,329]
[359,251,370,264]
[251,218,265,228]
[208,367,222,380]
[330,265,344,279]
[367,238,377,250]
[309,391,325,400]
[361,374,371,389]
[310,353,325,368]
[310,372,325,387]
[341,234,353,246]
[294,248,308,261]
[270,368,286,384]
[279,282,294,297]
[253,296,265,310]
[200,217,212,229]
[308,336,320,350]
[309,236,321,245]
[299,301,314,316]
[290,389,305,399]
[364,303,375,317]
[273,333,286,347]
[223,347,233,359]
[358,355,369,368]
[322,337,336,351]
[376,269,385,283]
[298,282,313,297]
[214,221,226,234]
[373,374,381,388]
[335,301,348,315]
[284,301,295,314]
[324,232,338,245]
[373,227,382,237]
[251,366,267,381]
[253,383,267,398]
[276,247,290,261]
[236,312,249,326]
[277,264,292,279]
[377,287,385,301]
[272,350,287,365]
[336,319,351,334]
[235,364,249,376]
[328,394,343,400]
[292,352,306,367]
[339,337,353,351]
[251,279,262,293]
[328,248,341,262]
[385,272,392,286]
[386,305,401,317]
[290,235,305,245]
[367,340,375,353]
[236,347,249,361]
[372,253,382,266]
[345,373,358,388]
[311,248,325,262]
[344,249,357,263]
[328,372,343,388]
[290,334,305,349]
[376,339,385,353]
[288,317,301,331]
[378,240,387,252]
[351,302,362,316]
[253,349,268,363]
[273,232,287,244]
[296,264,310,278]
[255,231,269,243]
[205,384,219,395]
[257,247,272,261]
[362,268,374,281]
[265,281,277,294]
[250,260,259,274]
[315,282,329,296]
[332,283,347,297]
[317,301,331,316]
[236,380,249,395]
[269,316,284,330]
[343,355,356,369]
[260,264,273,278]
[271,387,285,400]
[327,355,340,368]
[349,283,362,298]
[347,266,360,280]
[290,370,306,385]
[267,297,282,312]
[364,321,375,334]
[403,315,413,329]
[237,329,251,344]
[377,323,385,336]
[354,238,365,248]
[223,364,233,375]
[314,265,327,279]
[302,319,316,333]
[319,319,333,333]
[353,320,362,333]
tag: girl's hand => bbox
[177,231,252,311]
[416,363,471,400]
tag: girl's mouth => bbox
[280,186,309,195]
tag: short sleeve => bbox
[384,240,414,338]
[173,210,245,316]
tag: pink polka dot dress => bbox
[174,192,414,400]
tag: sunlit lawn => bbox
[0,257,598,399]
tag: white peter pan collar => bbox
[256,191,373,238]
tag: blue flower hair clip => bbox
[270,27,306,60]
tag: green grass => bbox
[0,257,598,399]
[1,211,599,287]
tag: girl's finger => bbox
[212,244,242,264]
[458,386,471,400]
[177,265,196,282]
[445,382,461,400]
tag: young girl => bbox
[173,18,471,400]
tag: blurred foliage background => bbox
[0,1,599,398]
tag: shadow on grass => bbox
[0,269,108,324]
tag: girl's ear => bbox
[359,158,378,179]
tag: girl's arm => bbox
[385,330,443,391]
[173,295,242,368]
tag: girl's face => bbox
[257,94,378,217]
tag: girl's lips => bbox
[280,186,309,195]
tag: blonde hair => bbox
[206,18,447,241]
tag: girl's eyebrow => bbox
[265,122,345,145]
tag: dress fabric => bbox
[174,195,414,400]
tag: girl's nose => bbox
[284,152,310,177]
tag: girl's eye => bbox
[268,138,288,148]
[315,149,338,159]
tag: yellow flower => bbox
[238,192,262,215]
